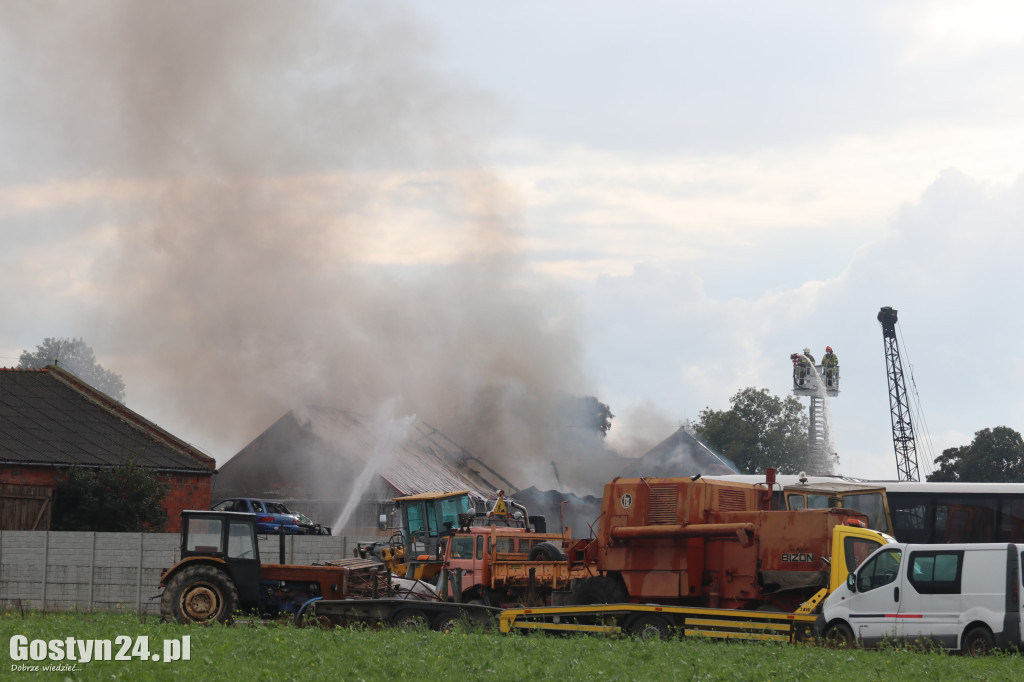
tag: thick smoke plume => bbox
[1,2,627,494]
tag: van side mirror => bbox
[846,573,857,592]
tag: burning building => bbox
[213,407,516,536]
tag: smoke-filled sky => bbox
[4,1,1024,484]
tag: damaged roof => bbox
[0,366,215,473]
[623,426,738,478]
[216,407,514,499]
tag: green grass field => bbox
[2,611,1019,681]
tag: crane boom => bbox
[878,306,919,481]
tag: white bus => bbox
[713,474,1024,544]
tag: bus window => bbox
[941,499,994,543]
[1000,499,1024,542]
[891,501,930,543]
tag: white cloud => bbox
[890,1,1024,59]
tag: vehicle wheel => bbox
[823,621,855,648]
[391,608,429,630]
[962,626,993,656]
[571,575,628,605]
[528,541,567,561]
[629,614,671,640]
[432,611,465,633]
[161,565,239,624]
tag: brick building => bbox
[0,365,216,532]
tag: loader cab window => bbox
[476,534,484,560]
[227,521,257,560]
[856,549,902,592]
[406,502,426,537]
[437,495,473,534]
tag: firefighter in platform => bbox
[822,345,838,387]
[793,350,812,386]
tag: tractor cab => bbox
[162,510,390,624]
[162,511,265,620]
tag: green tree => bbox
[19,337,126,401]
[694,387,812,475]
[927,426,1024,482]
[52,461,169,532]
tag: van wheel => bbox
[962,626,993,656]
[161,565,239,624]
[823,621,855,648]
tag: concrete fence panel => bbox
[0,531,357,614]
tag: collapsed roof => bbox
[214,407,516,501]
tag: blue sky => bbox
[3,2,1024,487]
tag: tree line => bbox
[693,386,1024,483]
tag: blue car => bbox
[211,498,303,535]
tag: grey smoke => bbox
[1,2,642,495]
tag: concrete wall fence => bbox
[0,531,357,615]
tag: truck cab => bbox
[440,525,574,606]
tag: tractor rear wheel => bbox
[161,565,239,624]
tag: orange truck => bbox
[437,521,587,607]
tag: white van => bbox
[817,542,1023,654]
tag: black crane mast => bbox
[878,306,919,481]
